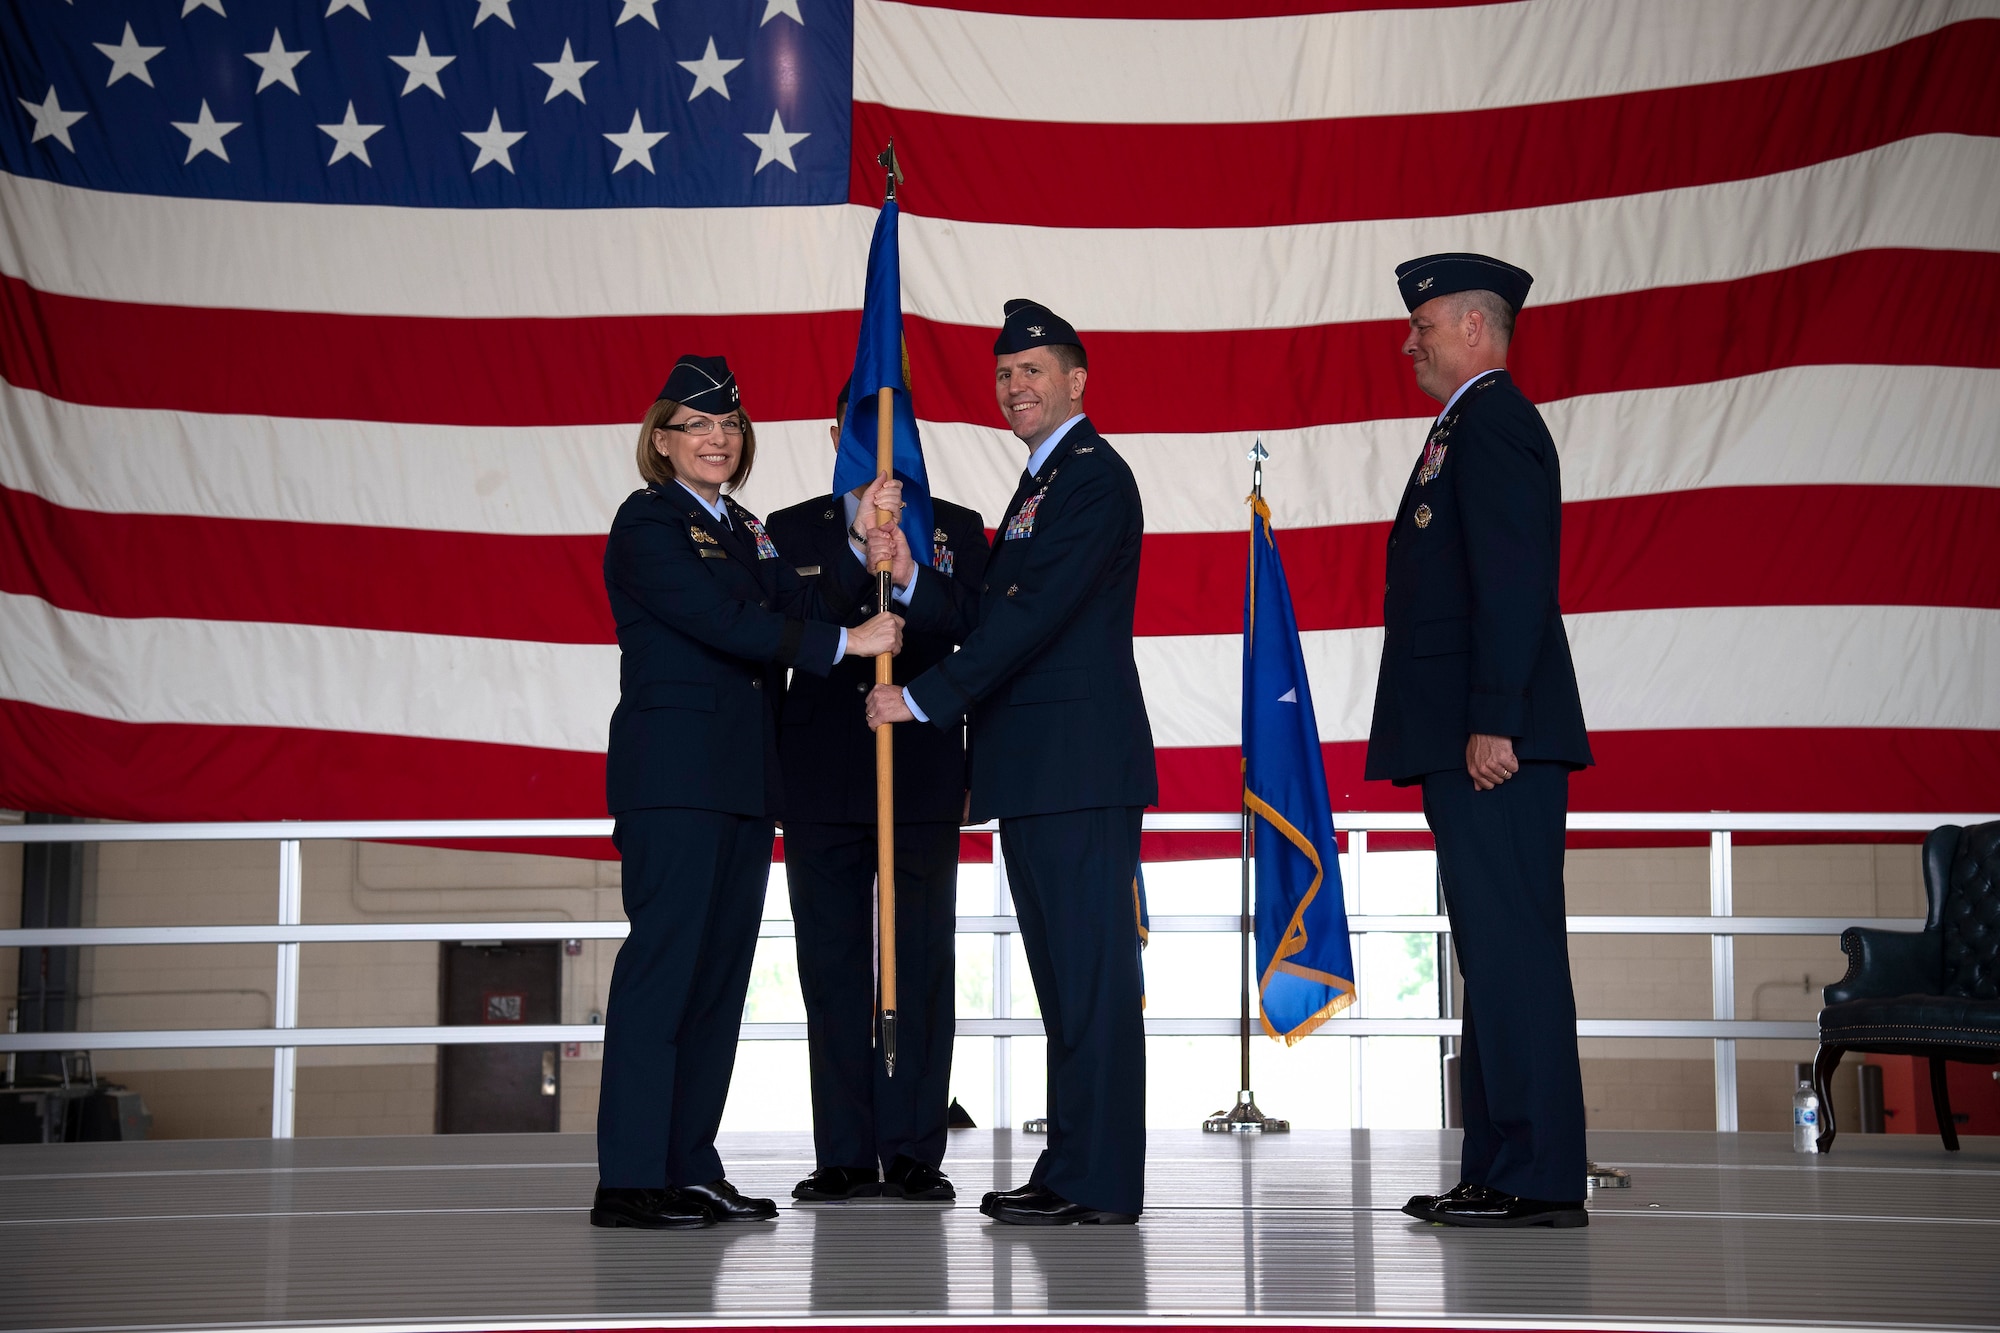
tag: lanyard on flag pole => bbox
[1204,439,1288,1134]
[873,141,905,1079]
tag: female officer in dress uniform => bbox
[591,355,905,1230]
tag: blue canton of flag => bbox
[1244,492,1355,1042]
[0,0,850,207]
[831,196,933,566]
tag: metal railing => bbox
[2,811,1983,1137]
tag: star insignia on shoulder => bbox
[688,525,719,545]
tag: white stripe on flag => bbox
[4,136,1996,323]
[9,366,1993,538]
[2,595,1993,752]
[857,0,1999,123]
[1135,606,2000,749]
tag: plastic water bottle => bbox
[1792,1079,1821,1152]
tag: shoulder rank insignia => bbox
[741,514,780,561]
[1414,503,1433,528]
[1004,487,1047,541]
[1475,375,1499,391]
[1072,445,1095,454]
[688,525,718,545]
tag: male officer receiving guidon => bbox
[1369,254,1595,1229]
[764,382,989,1204]
[865,300,1157,1226]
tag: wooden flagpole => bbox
[874,141,904,1078]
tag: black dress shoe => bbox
[983,1187,1136,1226]
[1401,1181,1499,1221]
[883,1155,955,1201]
[792,1166,882,1201]
[589,1186,716,1230]
[979,1181,1051,1210]
[1427,1191,1588,1229]
[680,1178,779,1221]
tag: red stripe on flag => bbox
[0,484,614,643]
[4,484,1991,640]
[1136,485,2000,637]
[903,250,2000,434]
[1156,728,2000,821]
[0,271,858,428]
[856,22,2000,227]
[4,251,1995,432]
[0,700,1987,853]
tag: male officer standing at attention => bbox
[1369,254,1594,1229]
[864,300,1156,1225]
[765,383,989,1204]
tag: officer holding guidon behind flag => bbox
[865,300,1157,1225]
[765,381,988,1204]
[1367,255,1595,1229]
[591,355,905,1231]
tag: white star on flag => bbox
[172,99,240,163]
[318,100,383,166]
[181,0,225,15]
[616,0,659,28]
[463,108,525,173]
[18,86,86,153]
[326,0,370,14]
[245,30,310,95]
[473,0,515,29]
[603,109,667,174]
[760,0,803,24]
[390,34,454,97]
[744,108,808,173]
[677,37,742,101]
[94,24,166,88]
[1277,688,1297,703]
[534,40,597,103]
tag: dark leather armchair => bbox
[1813,821,2000,1151]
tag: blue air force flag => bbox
[1244,494,1356,1041]
[831,197,934,565]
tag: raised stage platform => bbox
[3,1128,1995,1333]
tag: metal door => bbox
[437,942,560,1134]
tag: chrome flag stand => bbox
[1204,440,1288,1134]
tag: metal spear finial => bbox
[1248,438,1269,499]
[876,140,904,200]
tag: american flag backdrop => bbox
[0,0,1996,843]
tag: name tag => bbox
[795,564,822,576]
[699,549,729,560]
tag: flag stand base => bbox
[1203,1089,1289,1133]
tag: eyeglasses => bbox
[660,417,747,437]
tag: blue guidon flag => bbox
[1243,492,1355,1041]
[831,194,933,565]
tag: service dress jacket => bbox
[603,482,843,818]
[1364,370,1593,785]
[764,494,989,825]
[900,419,1158,822]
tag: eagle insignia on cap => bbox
[1414,504,1433,528]
[1027,325,1044,336]
[1416,276,1434,291]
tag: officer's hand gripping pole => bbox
[874,140,903,1079]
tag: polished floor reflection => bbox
[2,1128,1995,1331]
